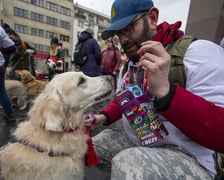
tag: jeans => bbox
[0,71,13,115]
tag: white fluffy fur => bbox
[0,72,113,180]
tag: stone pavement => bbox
[0,95,114,180]
[0,108,28,147]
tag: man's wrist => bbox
[99,111,110,126]
[154,83,176,111]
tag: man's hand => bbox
[137,41,171,99]
[84,114,107,130]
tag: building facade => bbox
[0,0,111,71]
[0,0,74,71]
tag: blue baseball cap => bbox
[102,0,154,40]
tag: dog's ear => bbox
[29,87,66,132]
[25,71,35,81]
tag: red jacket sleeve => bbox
[159,85,224,153]
[101,98,122,124]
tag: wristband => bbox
[154,83,176,111]
[91,114,96,124]
[99,111,110,126]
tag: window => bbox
[89,14,94,22]
[31,12,44,22]
[98,17,104,23]
[64,48,69,56]
[60,6,71,16]
[46,31,57,39]
[18,0,30,2]
[60,34,69,42]
[77,31,81,38]
[31,0,44,7]
[14,24,29,34]
[89,25,94,31]
[46,2,58,12]
[45,46,50,53]
[77,10,84,16]
[31,28,44,37]
[60,21,70,29]
[14,7,28,18]
[46,17,57,26]
[78,21,84,28]
[33,43,45,52]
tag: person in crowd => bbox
[46,37,65,80]
[3,24,36,79]
[77,28,101,77]
[0,26,16,122]
[84,0,224,179]
[100,37,121,89]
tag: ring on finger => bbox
[91,114,96,124]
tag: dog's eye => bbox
[77,77,86,86]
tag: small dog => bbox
[15,69,48,98]
[0,72,113,180]
[5,79,28,110]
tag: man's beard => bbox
[122,18,154,60]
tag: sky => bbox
[74,0,191,31]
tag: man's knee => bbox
[111,147,213,180]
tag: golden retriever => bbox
[5,79,28,110]
[0,72,113,180]
[15,69,48,98]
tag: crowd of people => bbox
[0,0,224,179]
[73,28,123,90]
[0,23,67,122]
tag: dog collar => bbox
[23,79,34,84]
[64,126,79,133]
[17,139,69,157]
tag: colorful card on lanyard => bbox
[116,65,169,146]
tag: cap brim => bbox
[102,13,138,40]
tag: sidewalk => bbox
[0,109,27,147]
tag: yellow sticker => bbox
[111,7,116,19]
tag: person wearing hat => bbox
[47,37,65,80]
[84,0,224,179]
[75,27,101,77]
[100,37,121,89]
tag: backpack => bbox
[73,41,87,66]
[167,35,224,180]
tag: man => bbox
[100,37,121,89]
[85,0,224,179]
